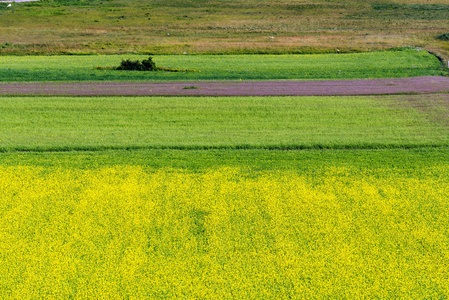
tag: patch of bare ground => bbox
[1,77,448,96]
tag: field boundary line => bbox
[1,144,448,153]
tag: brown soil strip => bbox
[1,76,448,96]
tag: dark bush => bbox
[437,33,449,41]
[115,56,157,71]
[141,57,156,70]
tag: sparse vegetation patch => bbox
[1,0,449,55]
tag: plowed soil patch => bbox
[1,76,448,96]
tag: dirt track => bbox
[1,76,448,96]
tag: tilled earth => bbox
[1,76,448,96]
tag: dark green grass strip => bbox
[1,148,447,174]
[1,143,448,153]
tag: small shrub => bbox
[109,56,200,73]
[141,57,156,70]
[115,56,156,71]
[436,33,449,41]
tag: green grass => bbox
[1,94,448,152]
[0,49,445,81]
[1,147,447,174]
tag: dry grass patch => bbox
[0,0,448,54]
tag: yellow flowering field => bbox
[1,163,448,299]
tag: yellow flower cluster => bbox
[0,165,448,299]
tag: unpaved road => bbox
[1,76,448,96]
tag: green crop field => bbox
[1,94,449,151]
[0,48,445,81]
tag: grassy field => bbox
[0,48,446,81]
[0,0,449,58]
[1,94,449,151]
